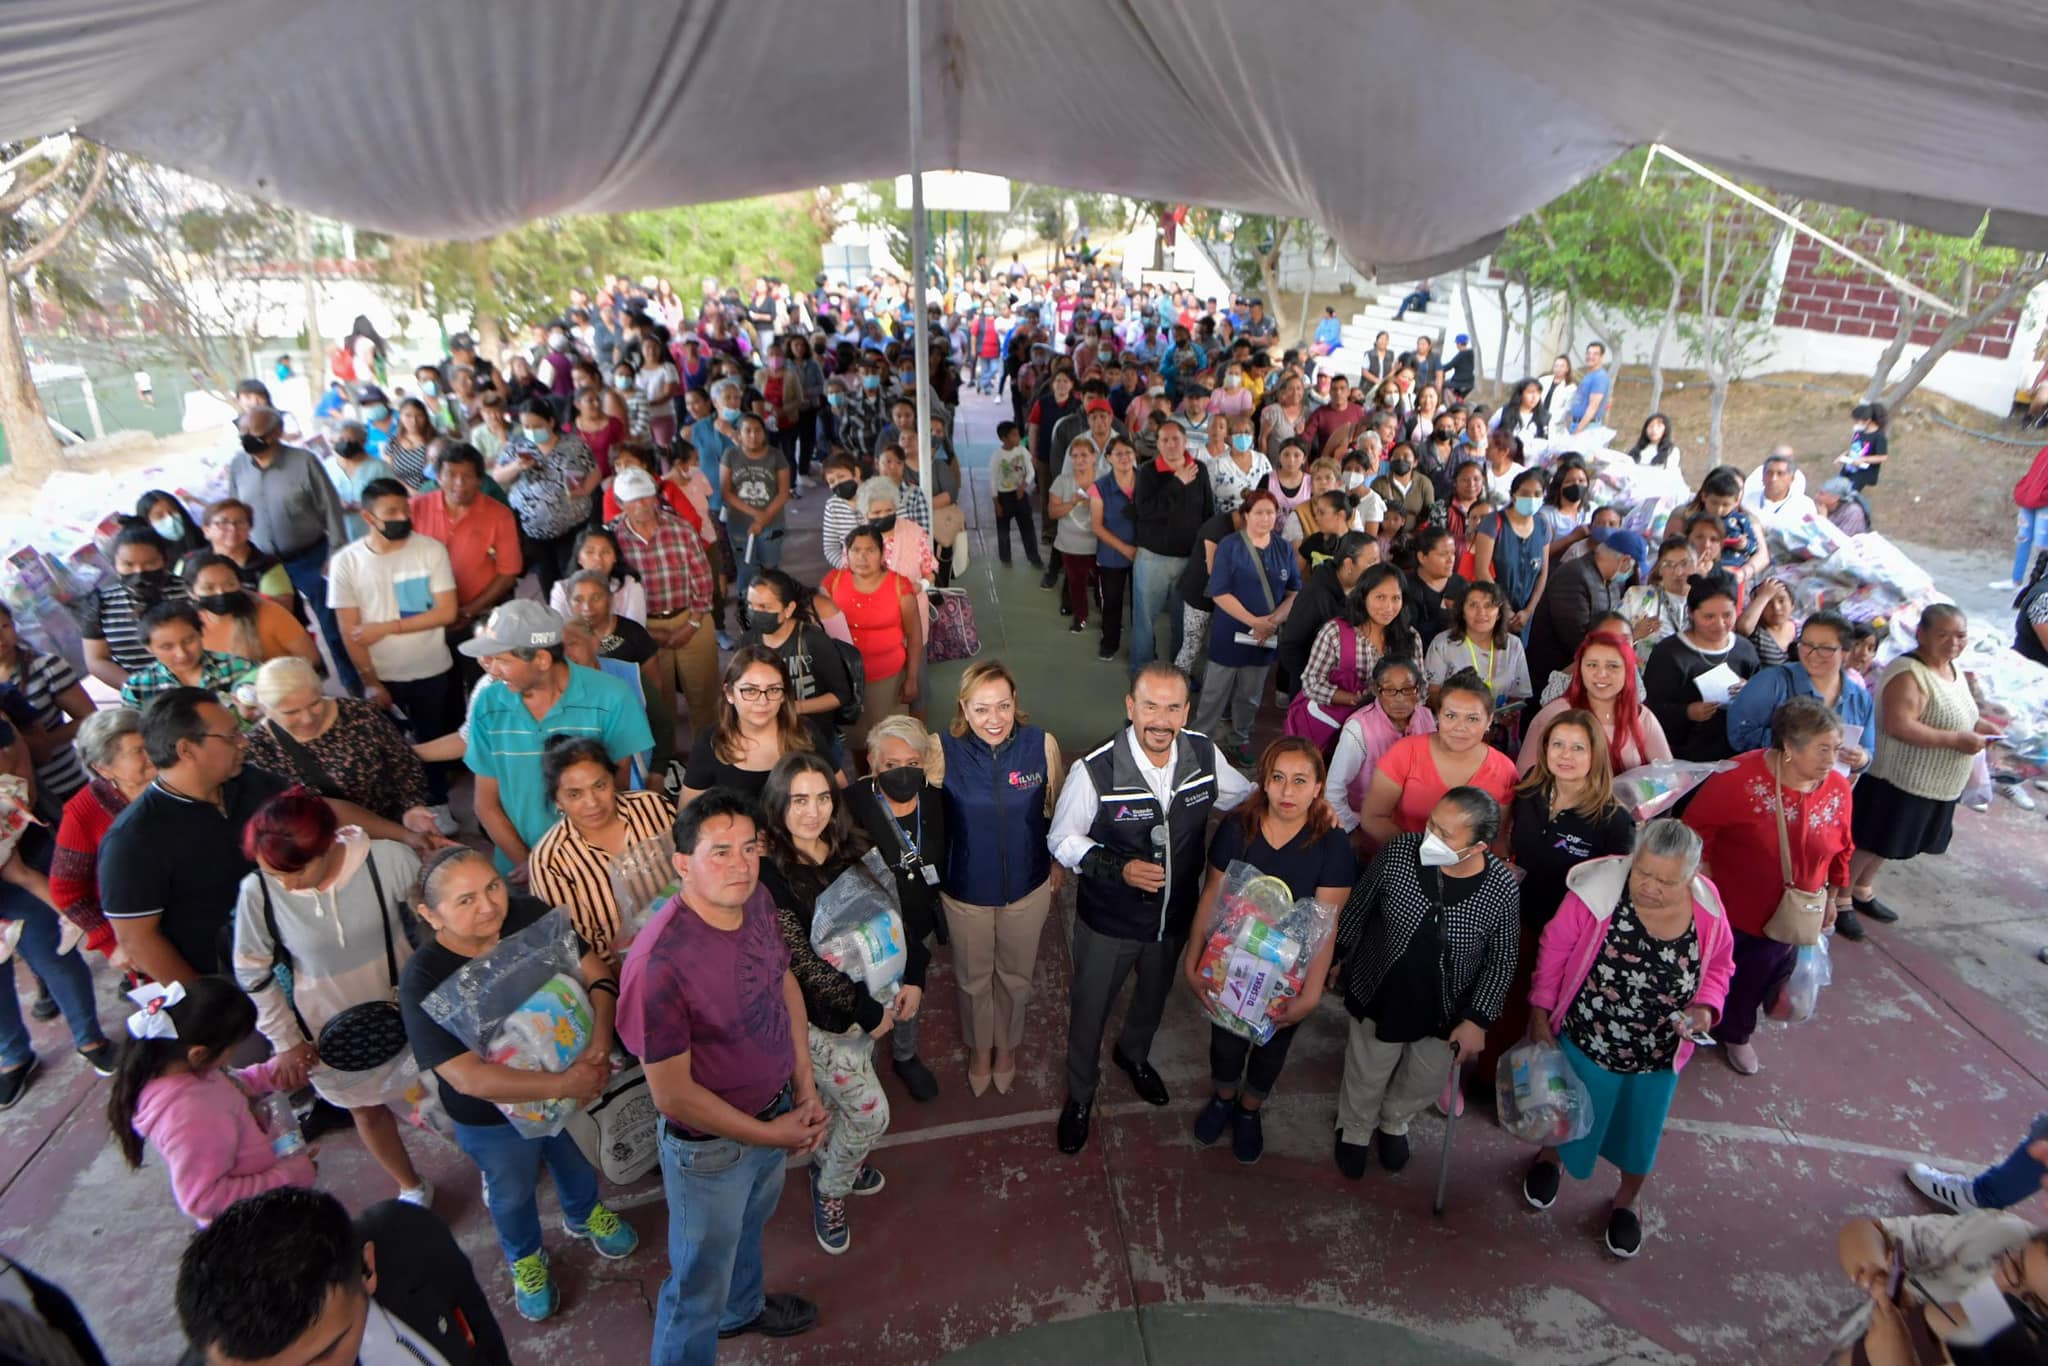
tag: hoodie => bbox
[132,1055,316,1225]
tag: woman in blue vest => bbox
[938,661,1066,1097]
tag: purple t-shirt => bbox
[617,883,793,1117]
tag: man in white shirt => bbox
[1047,663,1253,1154]
[1744,446,1819,527]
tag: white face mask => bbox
[1418,831,1465,868]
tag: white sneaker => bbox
[398,1180,435,1209]
[1989,579,2024,592]
[2001,783,2038,811]
[428,804,459,836]
[1906,1162,1978,1213]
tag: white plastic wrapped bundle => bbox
[1763,509,1851,565]
[1612,759,1734,821]
[1495,1040,1594,1144]
[810,850,908,1004]
[483,973,593,1136]
[1189,861,1337,1044]
[1962,636,2048,766]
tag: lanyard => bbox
[1463,637,1496,686]
[893,803,923,870]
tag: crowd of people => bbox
[0,257,2041,1365]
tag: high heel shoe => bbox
[967,1069,993,1097]
[991,1066,1016,1094]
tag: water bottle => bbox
[262,1092,306,1158]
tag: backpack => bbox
[327,342,356,383]
[2015,446,2048,511]
[825,630,867,729]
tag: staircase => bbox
[1339,281,1449,357]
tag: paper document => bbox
[1693,662,1743,706]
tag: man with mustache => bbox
[1046,662,1252,1154]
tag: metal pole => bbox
[907,0,933,497]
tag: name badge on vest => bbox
[920,862,941,887]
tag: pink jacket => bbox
[1527,854,1736,1074]
[131,1056,318,1225]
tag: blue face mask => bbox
[613,374,633,390]
[862,374,881,391]
[420,379,439,397]
[1230,433,1253,452]
[827,393,844,408]
[719,407,742,423]
[364,404,390,423]
[1514,495,1541,517]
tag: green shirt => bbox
[119,651,255,708]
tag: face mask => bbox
[871,513,898,534]
[548,331,568,350]
[1514,496,1541,517]
[613,374,633,390]
[767,356,784,371]
[522,427,552,446]
[1225,374,1242,389]
[1343,470,1366,489]
[239,432,270,455]
[862,374,881,391]
[898,372,915,387]
[877,766,925,802]
[1230,433,1253,452]
[1390,458,1413,476]
[196,590,249,615]
[377,517,413,541]
[1560,483,1585,505]
[364,404,390,423]
[1098,348,1113,362]
[334,438,365,457]
[1435,427,1454,442]
[827,393,844,408]
[1608,567,1633,588]
[718,407,742,424]
[421,380,440,397]
[120,569,169,603]
[832,478,859,500]
[149,515,183,542]
[1418,831,1464,868]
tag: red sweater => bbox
[1683,749,1854,937]
[49,779,127,956]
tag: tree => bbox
[0,137,111,479]
[1682,187,1793,461]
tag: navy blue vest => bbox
[939,725,1053,905]
[1074,728,1219,942]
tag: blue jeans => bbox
[279,539,361,694]
[730,524,785,623]
[651,1114,788,1366]
[1974,1113,2048,1209]
[974,356,999,392]
[2014,507,2048,583]
[451,1119,602,1267]
[1130,549,1186,675]
[0,833,107,1068]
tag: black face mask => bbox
[196,590,250,615]
[1390,458,1413,475]
[120,569,170,603]
[832,478,859,501]
[1560,483,1585,505]
[333,439,366,458]
[239,433,270,456]
[876,766,925,802]
[870,513,898,534]
[377,518,413,541]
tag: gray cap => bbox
[458,600,565,658]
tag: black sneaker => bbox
[1856,896,1900,924]
[1056,1097,1093,1154]
[1096,646,1116,663]
[1375,1129,1411,1172]
[0,1058,37,1111]
[1192,1095,1232,1147]
[1523,1158,1561,1210]
[891,1054,940,1103]
[1038,570,1059,591]
[1604,1206,1644,1258]
[1834,906,1867,942]
[1334,1135,1370,1180]
[1231,1105,1265,1165]
[77,1042,116,1078]
[299,1095,356,1141]
[718,1292,819,1340]
[28,990,57,1023]
[1068,620,1087,634]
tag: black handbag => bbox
[260,855,409,1073]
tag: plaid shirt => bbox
[610,509,713,619]
[119,651,255,708]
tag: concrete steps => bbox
[1340,280,1450,354]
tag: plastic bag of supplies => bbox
[1495,1040,1594,1145]
[1612,759,1734,821]
[1188,861,1337,1045]
[810,850,909,1004]
[1768,934,1833,1024]
[421,906,593,1137]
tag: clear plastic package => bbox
[810,850,908,1004]
[1612,759,1735,822]
[1188,860,1336,1044]
[1768,933,1833,1024]
[1494,1039,1594,1145]
[606,834,680,951]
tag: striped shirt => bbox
[529,789,675,951]
[464,663,654,858]
[76,580,190,675]
[3,647,87,807]
[609,509,712,619]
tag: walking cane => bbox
[1433,1043,1464,1218]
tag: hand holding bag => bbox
[1761,754,1828,946]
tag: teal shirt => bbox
[464,663,655,867]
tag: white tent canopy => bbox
[1,0,2045,276]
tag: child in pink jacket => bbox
[1517,823,1735,1260]
[108,976,317,1226]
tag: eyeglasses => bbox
[733,684,786,703]
[1379,684,1420,698]
[1798,641,1843,656]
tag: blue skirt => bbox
[1556,1035,1679,1179]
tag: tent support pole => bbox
[908,0,933,499]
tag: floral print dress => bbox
[1562,890,1700,1073]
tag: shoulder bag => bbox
[1232,531,1281,651]
[1760,754,1828,946]
[261,854,410,1072]
[263,719,345,801]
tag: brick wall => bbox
[1772,240,2022,358]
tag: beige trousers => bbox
[1334,1015,1454,1141]
[940,880,1054,1052]
[847,666,905,755]
[642,613,721,775]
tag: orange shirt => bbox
[1375,734,1518,835]
[202,595,313,663]
[408,490,523,604]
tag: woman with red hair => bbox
[1516,629,1673,778]
[1179,736,1357,1164]
[229,788,433,1206]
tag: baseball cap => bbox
[1455,333,1470,346]
[1591,525,1650,577]
[613,467,659,502]
[448,333,476,351]
[1183,382,1212,399]
[1084,397,1114,415]
[459,600,565,658]
[353,383,389,406]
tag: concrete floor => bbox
[4,389,2045,1365]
